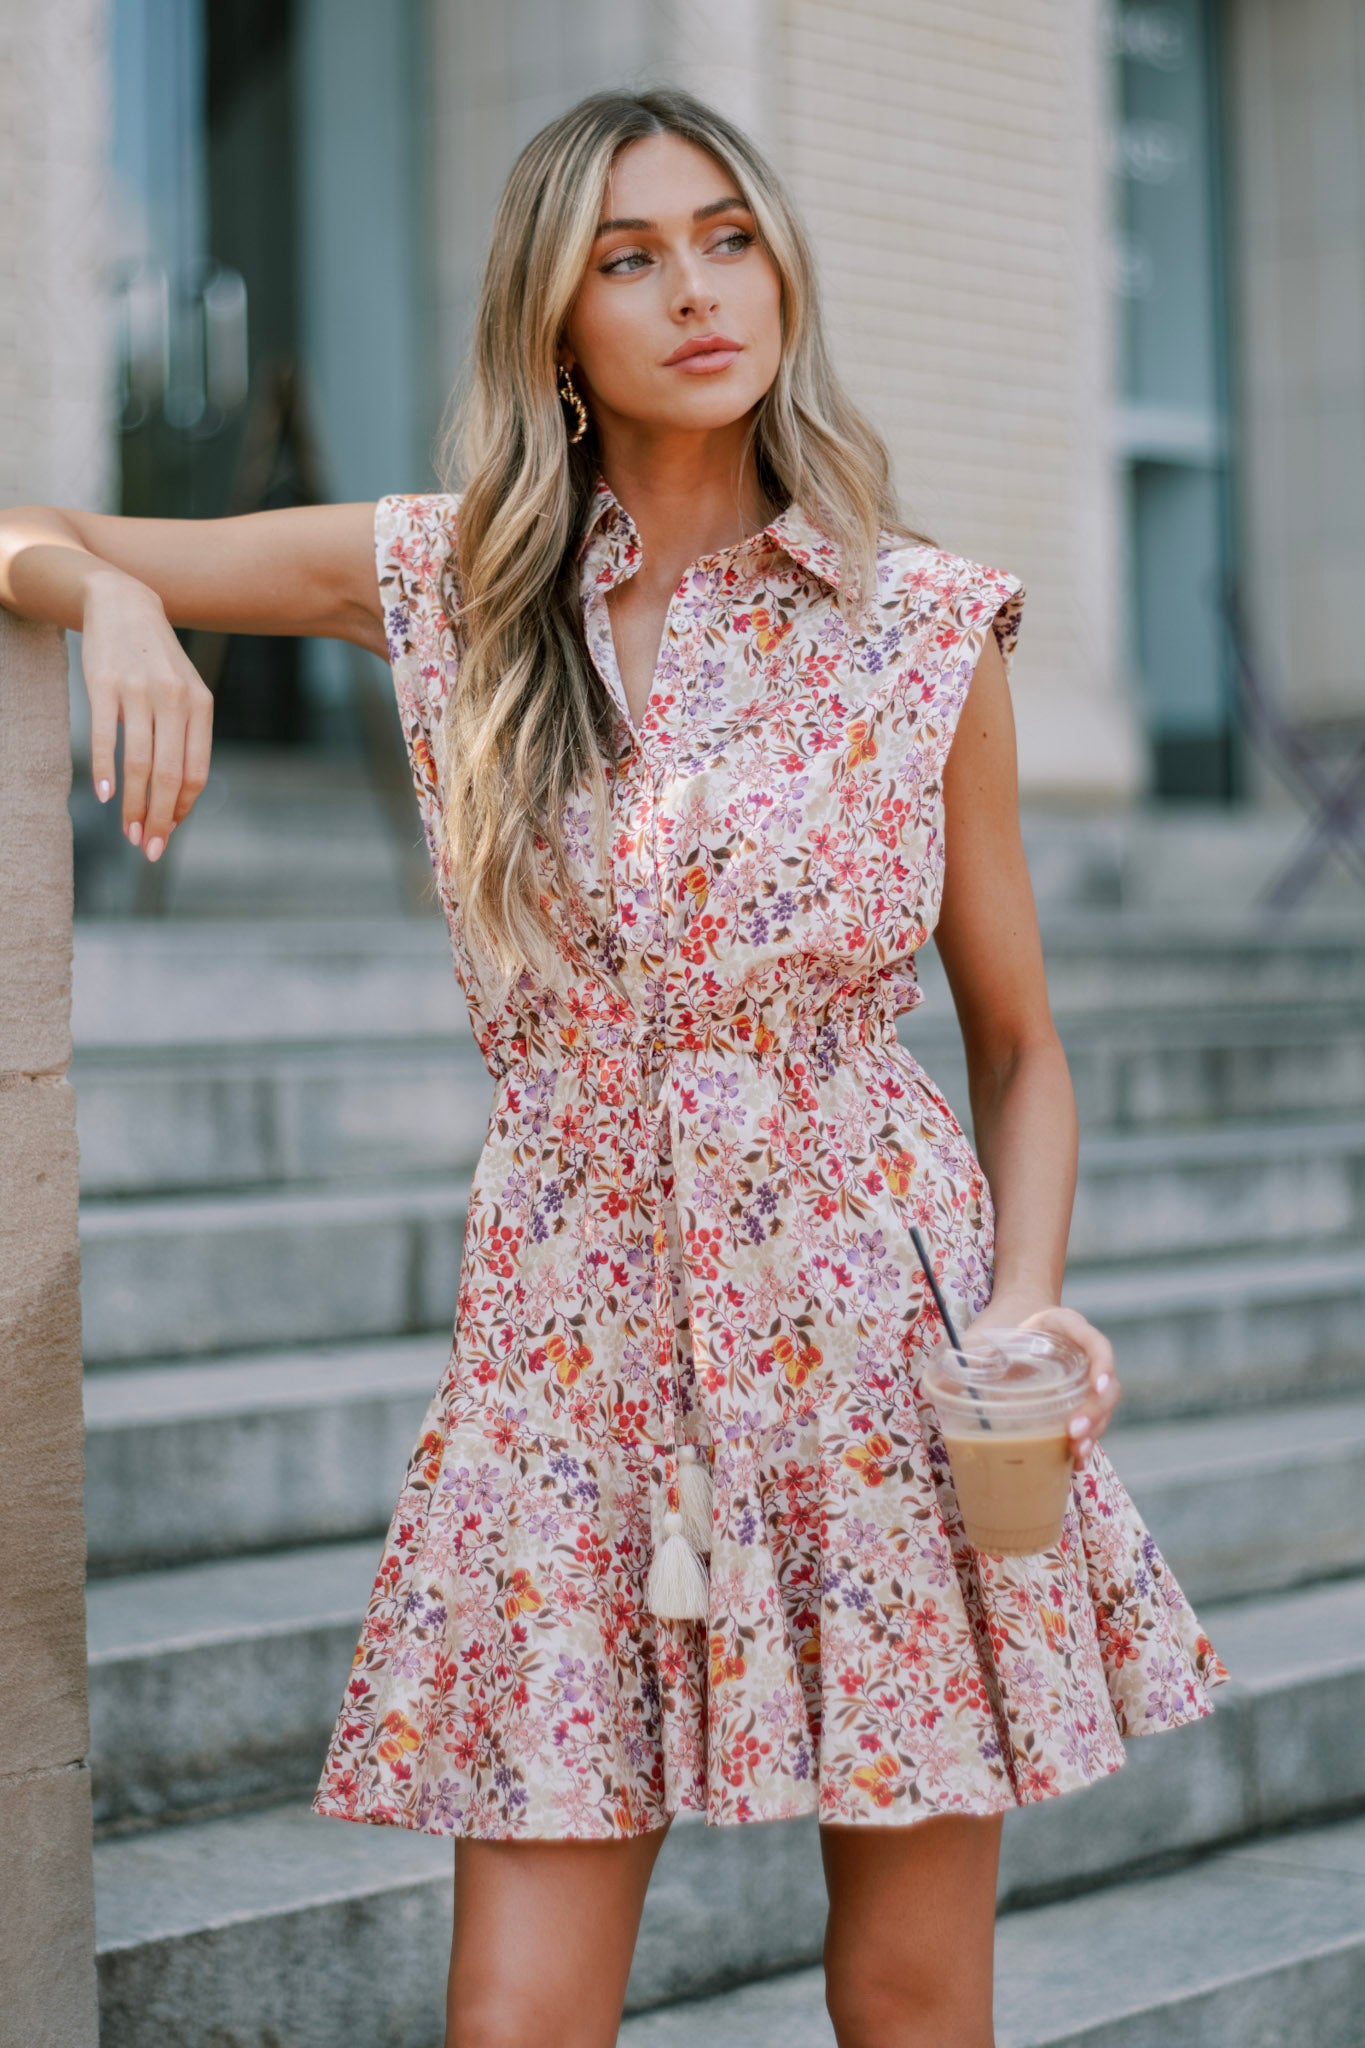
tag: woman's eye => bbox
[601,228,754,276]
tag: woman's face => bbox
[559,131,783,442]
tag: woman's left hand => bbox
[957,1298,1121,1469]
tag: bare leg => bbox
[818,1812,1003,2048]
[445,1815,673,2048]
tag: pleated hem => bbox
[310,1395,1229,1844]
[310,1663,1225,1843]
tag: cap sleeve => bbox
[374,489,516,1053]
[897,546,1027,788]
[375,490,463,845]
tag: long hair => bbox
[431,84,935,997]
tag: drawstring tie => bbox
[619,1029,714,1620]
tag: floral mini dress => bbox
[311,475,1227,1841]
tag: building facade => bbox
[3,0,1359,813]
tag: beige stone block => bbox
[0,612,74,1077]
[0,1765,98,2048]
[0,1077,88,1771]
[1290,556,1365,714]
[1314,236,1365,391]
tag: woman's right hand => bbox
[0,496,386,858]
[80,569,215,861]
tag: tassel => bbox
[646,1508,709,1619]
[677,1441,714,1554]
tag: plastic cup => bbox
[921,1328,1091,1555]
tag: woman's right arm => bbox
[0,499,386,860]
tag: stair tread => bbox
[93,1798,452,1952]
[71,911,1365,1051]
[67,1009,1365,1067]
[84,1518,1365,1685]
[78,1177,472,1234]
[1067,1236,1365,1306]
[1106,1388,1365,1481]
[82,1338,1365,1461]
[1077,1115,1365,1167]
[617,1813,1365,2047]
[82,1336,442,1423]
[86,1540,381,1660]
[93,1796,1365,2048]
[74,1112,1365,1214]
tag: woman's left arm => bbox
[932,626,1120,1468]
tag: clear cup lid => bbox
[922,1327,1089,1404]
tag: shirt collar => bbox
[575,469,843,594]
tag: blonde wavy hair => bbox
[431,84,934,997]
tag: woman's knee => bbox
[447,1984,618,2048]
[823,1958,994,2048]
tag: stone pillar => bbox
[0,0,108,2037]
[0,611,98,2047]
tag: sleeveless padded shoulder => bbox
[375,490,464,843]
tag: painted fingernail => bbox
[1080,1438,1094,1460]
[145,836,164,862]
[96,778,111,802]
[128,820,142,847]
[1068,1416,1087,1437]
[1095,1373,1112,1393]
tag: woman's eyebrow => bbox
[593,196,752,237]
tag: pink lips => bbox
[663,333,744,373]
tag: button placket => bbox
[580,509,714,1617]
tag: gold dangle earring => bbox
[558,362,589,444]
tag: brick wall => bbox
[773,0,1142,798]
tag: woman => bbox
[2,85,1224,2048]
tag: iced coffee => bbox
[922,1331,1090,1555]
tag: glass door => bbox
[1107,0,1240,799]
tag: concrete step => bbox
[1018,799,1365,918]
[72,915,469,1051]
[70,1038,494,1197]
[924,1000,1365,1147]
[75,1117,1365,1363]
[70,1012,1365,1196]
[83,1339,440,1574]
[1064,1240,1365,1418]
[72,739,426,921]
[91,1602,1365,2045]
[76,783,1365,922]
[71,909,1365,1052]
[75,1231,1365,1448]
[86,1514,1365,1837]
[618,1813,1365,2048]
[88,1541,380,1827]
[83,1306,1365,1595]
[78,1180,471,1365]
[1067,1117,1365,1263]
[1104,1392,1365,1601]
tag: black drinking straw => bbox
[910,1224,992,1431]
[910,1225,963,1350]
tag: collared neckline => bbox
[575,469,843,593]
